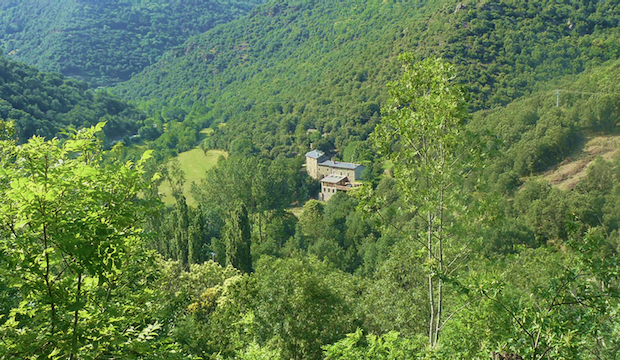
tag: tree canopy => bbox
[0,122,178,358]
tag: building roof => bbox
[321,174,348,184]
[318,160,363,170]
[305,150,325,159]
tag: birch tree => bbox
[372,54,480,348]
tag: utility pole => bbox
[556,89,560,107]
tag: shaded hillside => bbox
[115,0,620,157]
[0,0,265,87]
[0,55,144,142]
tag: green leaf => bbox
[95,121,107,133]
[48,347,61,359]
[140,149,154,163]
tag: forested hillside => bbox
[115,0,620,158]
[470,58,620,194]
[0,54,144,142]
[0,0,265,86]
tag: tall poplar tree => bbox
[372,54,480,348]
[224,204,252,273]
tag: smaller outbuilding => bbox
[320,174,360,201]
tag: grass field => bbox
[159,148,228,206]
[287,206,305,218]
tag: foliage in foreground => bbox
[5,32,620,357]
[0,122,183,358]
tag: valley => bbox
[2,0,620,359]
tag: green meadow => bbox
[159,148,228,206]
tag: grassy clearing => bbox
[287,206,305,218]
[159,148,228,206]
[540,134,620,190]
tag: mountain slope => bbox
[114,0,620,157]
[0,54,144,142]
[469,58,620,193]
[115,0,441,157]
[0,0,265,87]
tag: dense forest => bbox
[0,53,144,142]
[3,0,620,359]
[0,0,266,86]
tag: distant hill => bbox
[113,0,620,157]
[0,0,266,87]
[0,54,144,143]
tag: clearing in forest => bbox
[542,134,620,190]
[159,148,228,206]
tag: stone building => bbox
[305,150,328,179]
[305,150,365,182]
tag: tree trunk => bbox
[70,272,83,359]
[428,211,435,345]
[435,188,444,345]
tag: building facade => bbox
[320,174,358,201]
